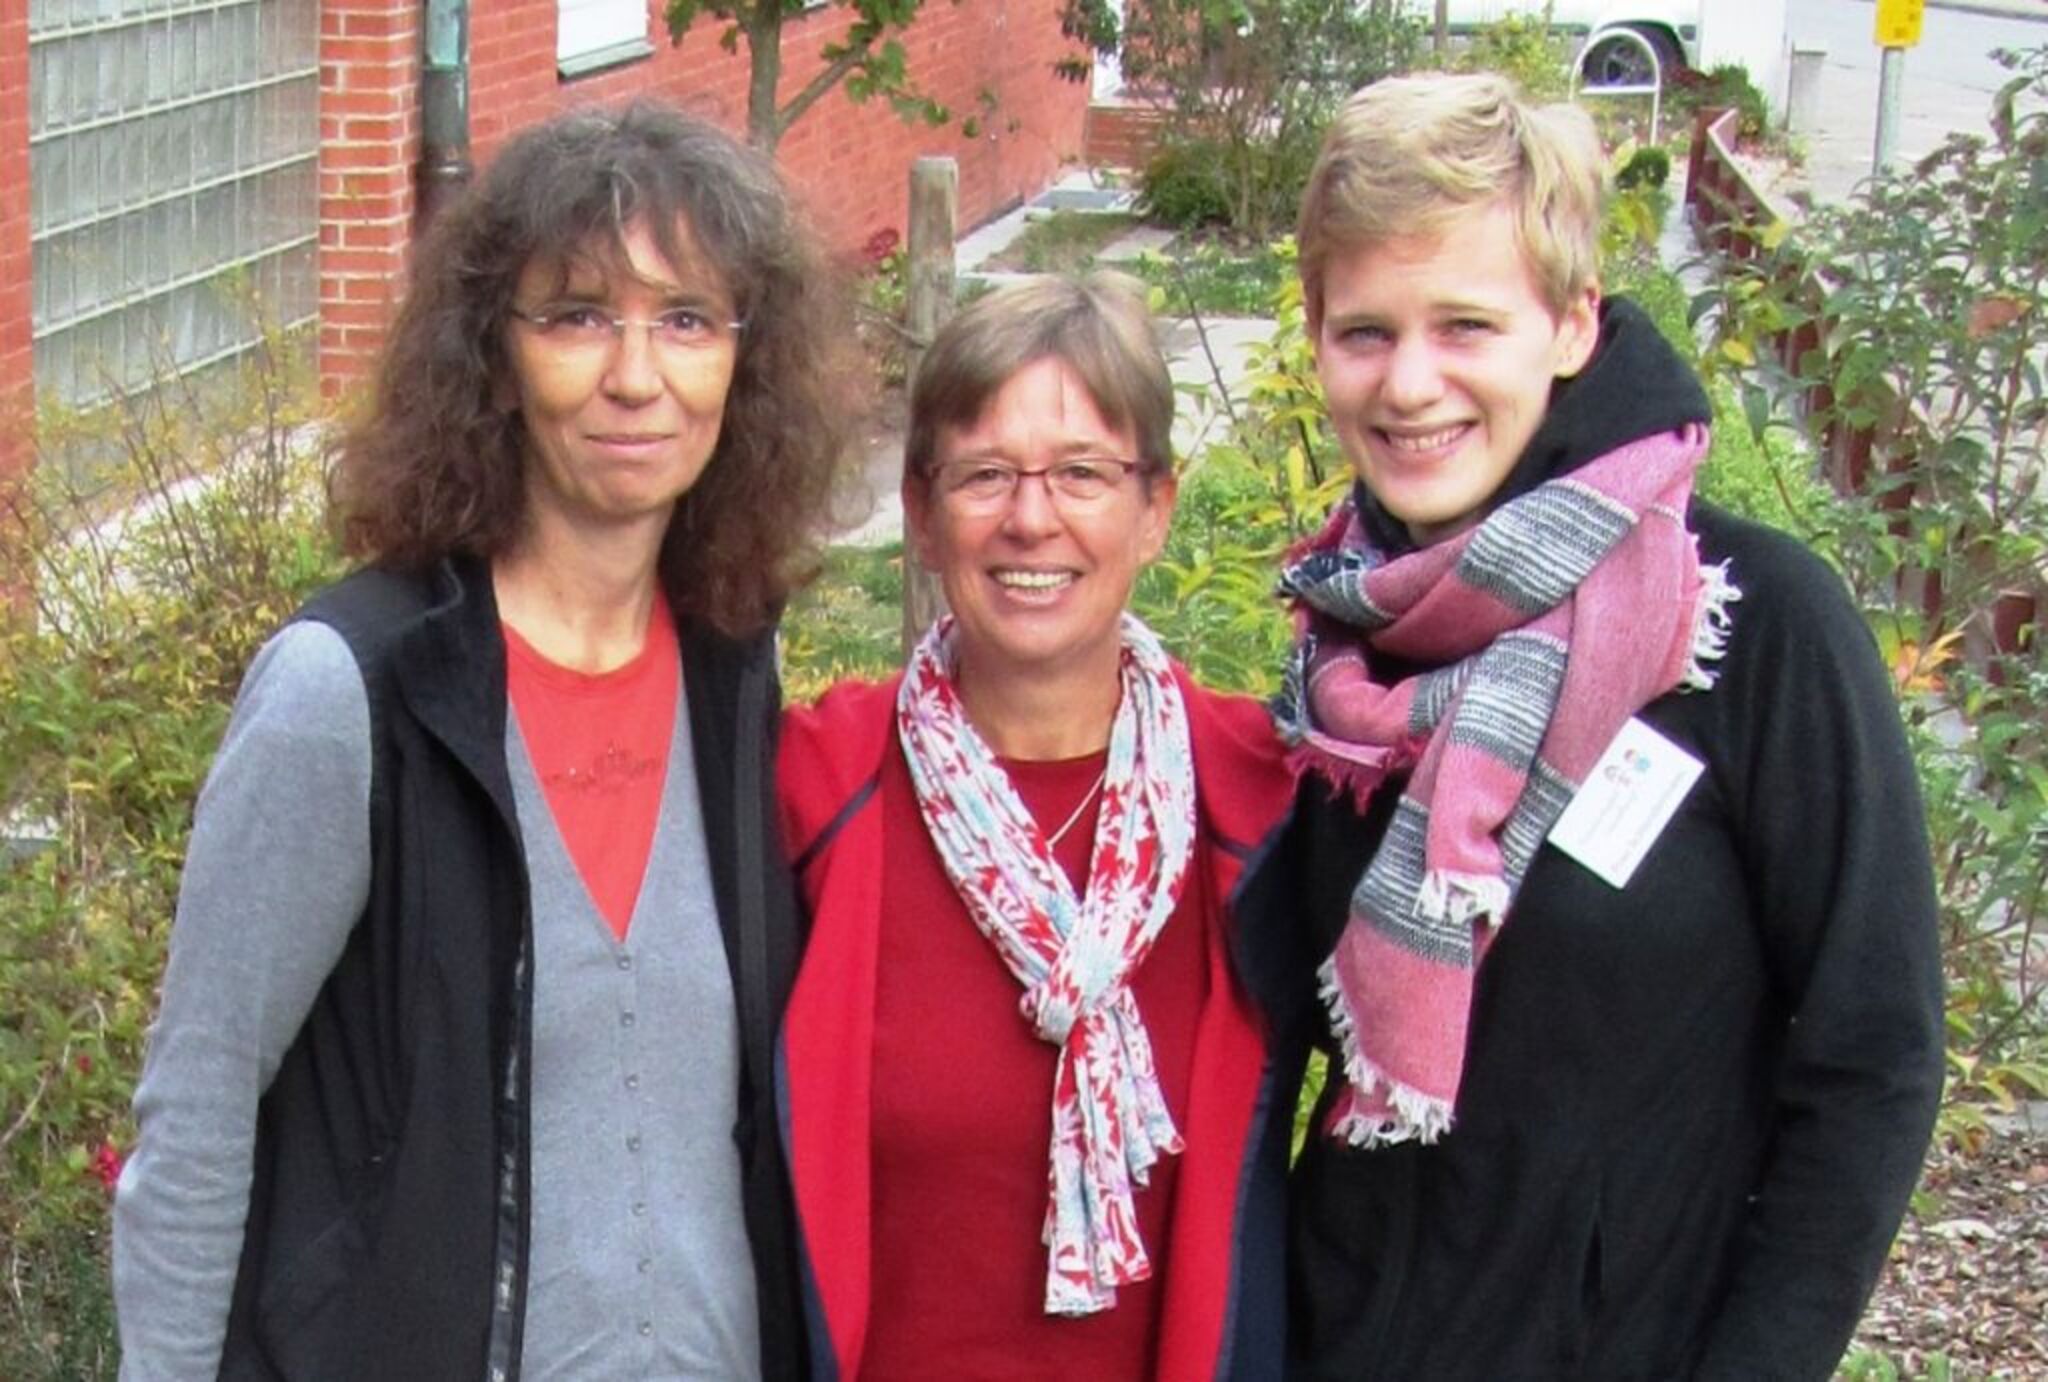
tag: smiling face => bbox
[1313,199,1599,545]
[504,216,739,544]
[905,356,1176,698]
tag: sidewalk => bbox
[1781,0,2047,204]
[836,172,1270,545]
[1924,0,2047,22]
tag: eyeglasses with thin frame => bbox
[932,457,1143,512]
[508,304,745,355]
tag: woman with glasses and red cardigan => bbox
[777,274,1298,1380]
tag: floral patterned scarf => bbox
[896,613,1198,1315]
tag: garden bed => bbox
[1848,1126,2048,1379]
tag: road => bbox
[1785,0,2046,203]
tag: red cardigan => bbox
[776,670,1298,1381]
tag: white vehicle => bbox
[1432,1,1702,84]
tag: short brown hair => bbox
[1298,72,1605,326]
[904,272,1173,487]
[330,101,862,637]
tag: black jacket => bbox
[216,557,807,1380]
[1249,303,1945,1380]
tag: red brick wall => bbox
[1083,98,1167,171]
[319,0,422,393]
[0,2,33,483]
[472,0,1088,243]
[318,0,1092,390]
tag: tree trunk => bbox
[1434,0,1449,56]
[899,158,958,657]
[745,13,784,150]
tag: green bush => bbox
[1111,0,1420,242]
[0,332,342,1380]
[1455,11,1573,99]
[1706,44,2048,1142]
[781,542,903,699]
[1137,240,1345,691]
[1138,140,1235,232]
[1615,144,1671,190]
[1127,236,1293,317]
[1672,61,1772,144]
[1603,247,1830,538]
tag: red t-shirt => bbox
[503,603,679,940]
[859,744,1213,1380]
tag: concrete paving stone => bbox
[1031,185,1140,214]
[1094,226,1178,263]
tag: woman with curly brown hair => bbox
[112,101,859,1381]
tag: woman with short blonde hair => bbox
[1264,71,1943,1380]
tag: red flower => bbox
[92,1139,123,1191]
[75,1053,93,1075]
[861,227,901,267]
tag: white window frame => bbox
[557,0,652,76]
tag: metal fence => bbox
[27,0,320,407]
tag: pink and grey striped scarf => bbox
[897,613,1198,1315]
[1274,424,1735,1146]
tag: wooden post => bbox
[900,156,957,660]
[1685,105,1728,221]
[1433,0,1449,58]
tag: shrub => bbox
[1138,140,1234,231]
[1454,10,1572,100]
[1110,0,1421,242]
[1126,236,1293,317]
[1600,246,1831,539]
[1706,44,2048,1139]
[853,232,914,387]
[1137,239,1345,691]
[1671,62,1771,144]
[1615,144,1671,190]
[781,542,902,700]
[0,331,342,1380]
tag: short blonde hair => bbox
[1297,72,1605,324]
[904,272,1173,487]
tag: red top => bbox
[503,600,678,939]
[858,744,1213,1381]
[778,674,1296,1381]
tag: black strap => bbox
[734,647,774,1106]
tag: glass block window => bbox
[27,0,320,407]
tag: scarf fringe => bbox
[1326,1084,1457,1149]
[1416,869,1511,929]
[1316,955,1456,1147]
[1285,741,1386,812]
[1682,558,1743,691]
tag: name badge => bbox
[1547,717,1704,889]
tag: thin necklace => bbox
[1044,767,1109,848]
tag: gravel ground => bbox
[1851,1129,2048,1378]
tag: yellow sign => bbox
[1875,0,1925,47]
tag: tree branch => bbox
[776,41,872,138]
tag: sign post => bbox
[1872,0,1925,175]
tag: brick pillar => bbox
[319,0,422,397]
[0,5,35,484]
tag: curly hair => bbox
[331,101,864,636]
